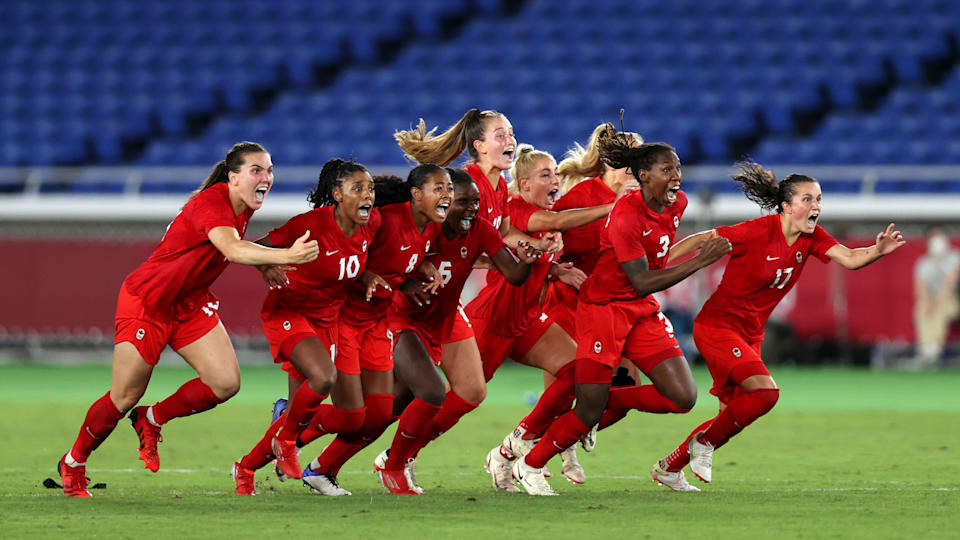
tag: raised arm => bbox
[824,223,905,270]
[622,235,731,297]
[525,203,614,233]
[208,227,318,266]
[490,243,535,286]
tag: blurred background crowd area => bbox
[1,0,958,368]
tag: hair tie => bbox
[520,147,534,155]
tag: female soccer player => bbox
[374,168,539,494]
[295,165,450,494]
[652,161,905,491]
[57,142,319,497]
[231,158,380,495]
[505,127,732,496]
[468,143,626,489]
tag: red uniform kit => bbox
[543,176,616,336]
[260,205,381,380]
[465,163,509,231]
[116,182,253,364]
[391,218,506,364]
[338,202,442,373]
[695,213,837,402]
[465,196,557,380]
[575,189,688,381]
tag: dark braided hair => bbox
[307,158,368,209]
[731,161,817,213]
[374,163,447,207]
[596,124,676,182]
[191,141,267,198]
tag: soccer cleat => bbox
[377,467,420,495]
[271,398,288,422]
[232,461,256,496]
[58,455,92,497]
[651,461,701,492]
[403,457,423,494]
[560,446,586,484]
[302,466,351,496]
[501,426,537,458]
[581,424,598,452]
[511,458,558,496]
[271,437,303,480]
[373,448,389,471]
[483,446,520,493]
[129,406,162,473]
[688,433,714,483]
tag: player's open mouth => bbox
[807,212,819,225]
[459,216,474,231]
[546,188,559,205]
[436,203,448,218]
[254,186,269,203]
[666,185,680,203]
[358,204,372,218]
[503,148,515,161]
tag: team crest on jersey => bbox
[673,216,680,228]
[136,328,145,341]
[425,241,431,252]
[283,320,291,331]
[732,347,742,358]
[362,240,368,253]
[796,251,803,263]
[460,246,468,259]
[594,341,602,354]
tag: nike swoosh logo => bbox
[488,207,494,213]
[766,256,779,261]
[326,250,339,256]
[400,245,412,251]
[642,230,653,236]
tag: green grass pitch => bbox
[2,363,958,539]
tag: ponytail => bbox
[373,164,446,207]
[597,124,675,182]
[395,109,505,166]
[558,123,643,193]
[732,161,817,213]
[191,141,268,199]
[509,143,553,194]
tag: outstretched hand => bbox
[514,240,542,264]
[288,230,320,264]
[361,271,392,301]
[876,223,906,255]
[258,264,294,290]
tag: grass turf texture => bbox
[2,363,958,539]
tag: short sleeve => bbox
[507,198,539,232]
[609,201,647,263]
[553,184,589,212]
[810,225,839,263]
[192,189,237,236]
[268,211,310,248]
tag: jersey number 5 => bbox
[437,261,453,285]
[338,255,361,280]
[769,267,794,289]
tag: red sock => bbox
[664,418,713,472]
[384,398,441,469]
[299,406,365,447]
[311,393,394,476]
[597,408,629,431]
[409,390,477,457]
[699,388,779,447]
[607,385,690,414]
[69,392,125,463]
[239,416,283,471]
[151,378,224,425]
[524,411,589,469]
[518,364,575,439]
[277,383,327,441]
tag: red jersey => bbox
[465,196,557,337]
[465,163,509,231]
[262,205,381,325]
[580,189,688,307]
[553,176,616,275]
[340,202,442,325]
[393,218,505,336]
[123,182,253,321]
[696,214,838,342]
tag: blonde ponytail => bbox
[394,109,505,166]
[558,123,643,193]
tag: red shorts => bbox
[574,300,681,374]
[261,310,338,382]
[473,312,554,381]
[338,318,393,375]
[392,306,475,366]
[543,281,578,338]
[693,323,769,405]
[114,286,221,366]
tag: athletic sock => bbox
[276,383,327,441]
[299,405,366,447]
[524,410,589,469]
[409,390,477,456]
[69,392,125,463]
[607,384,691,414]
[518,363,575,438]
[597,408,629,431]
[311,393,394,476]
[151,378,224,425]
[383,398,441,469]
[664,418,714,472]
[239,416,284,471]
[699,388,779,447]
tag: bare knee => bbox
[306,370,336,396]
[204,373,241,401]
[417,382,446,407]
[452,382,486,406]
[110,388,146,413]
[670,386,697,412]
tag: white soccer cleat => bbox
[483,446,520,493]
[560,446,586,484]
[502,426,538,458]
[373,448,388,471]
[302,467,352,496]
[651,461,700,492]
[404,457,424,494]
[511,458,558,496]
[688,433,714,483]
[580,424,598,452]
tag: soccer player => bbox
[296,165,450,493]
[652,161,905,490]
[231,158,380,495]
[467,144,626,490]
[57,142,319,497]
[373,168,539,494]
[505,127,732,496]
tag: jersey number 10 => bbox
[338,255,361,280]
